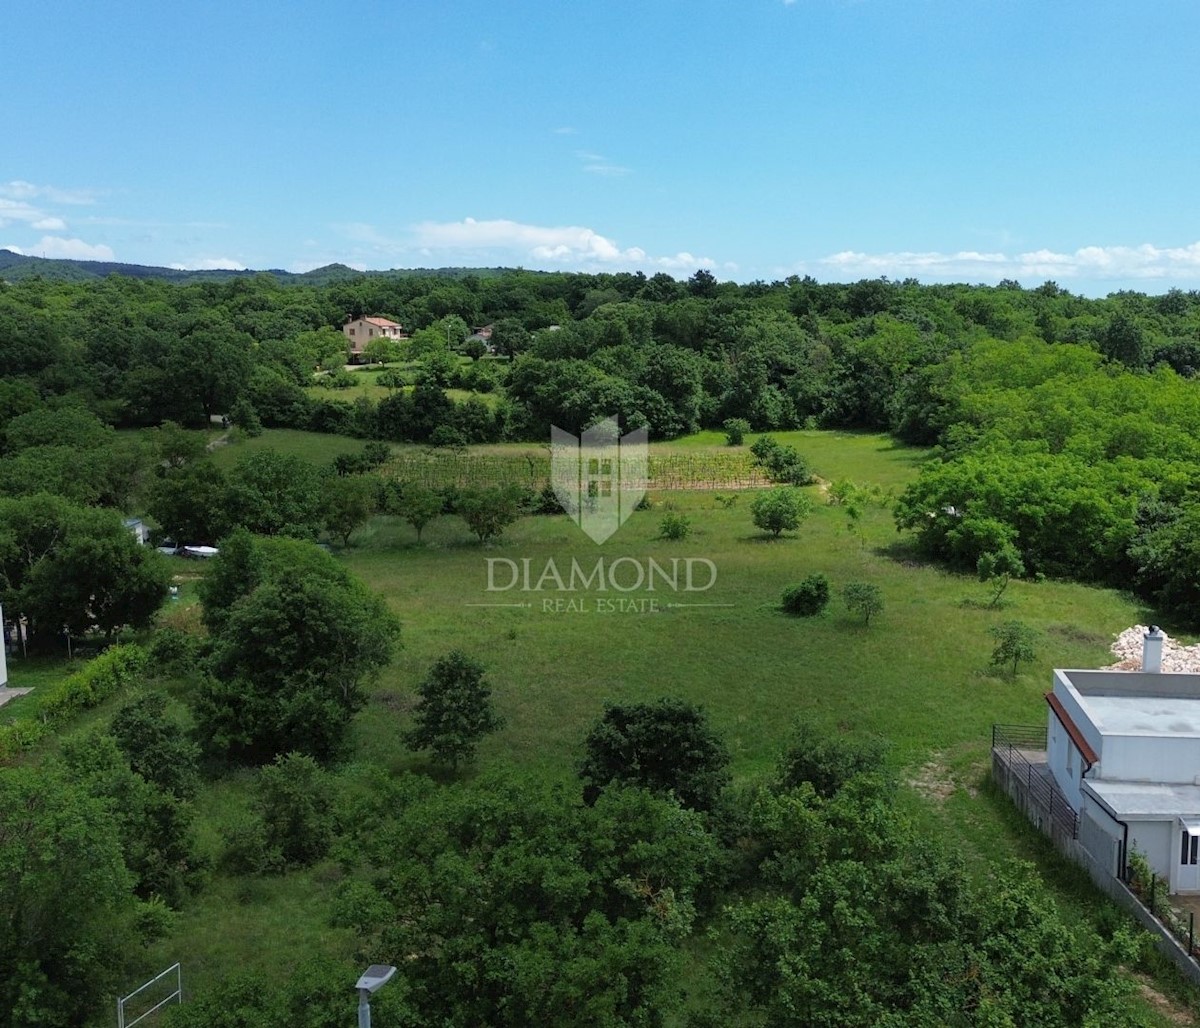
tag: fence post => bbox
[1190,912,1194,957]
[1151,876,1157,913]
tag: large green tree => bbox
[0,766,150,1027]
[579,697,730,812]
[195,543,400,763]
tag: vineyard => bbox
[380,451,770,491]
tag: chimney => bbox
[1143,625,1164,673]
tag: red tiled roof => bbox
[1045,692,1099,766]
[363,316,402,328]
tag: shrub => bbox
[751,487,813,538]
[659,512,692,541]
[723,417,750,446]
[782,574,830,616]
[146,628,200,676]
[776,718,888,796]
[750,435,814,485]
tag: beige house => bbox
[343,316,407,361]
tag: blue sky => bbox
[3,0,1199,294]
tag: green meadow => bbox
[2,426,1173,1021]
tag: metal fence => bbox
[990,723,1079,845]
[117,964,181,1028]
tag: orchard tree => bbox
[977,543,1025,607]
[388,482,443,542]
[579,697,731,811]
[457,485,523,544]
[322,473,378,546]
[404,651,503,771]
[751,487,813,538]
[990,620,1039,678]
[844,581,884,626]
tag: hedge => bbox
[0,644,147,764]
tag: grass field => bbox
[42,426,1196,1023]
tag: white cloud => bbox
[167,257,247,271]
[32,217,66,231]
[791,241,1200,286]
[0,198,63,229]
[574,149,631,177]
[0,180,98,205]
[31,236,115,261]
[408,217,715,273]
[2,245,24,255]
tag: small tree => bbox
[782,574,830,616]
[322,473,378,547]
[844,581,884,626]
[457,486,522,544]
[110,692,201,800]
[659,512,692,541]
[723,417,750,446]
[388,482,443,542]
[255,752,335,868]
[990,620,1039,678]
[404,651,503,771]
[977,544,1025,608]
[751,487,812,538]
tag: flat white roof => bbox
[1087,779,1200,820]
[1085,694,1200,737]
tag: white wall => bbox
[1102,734,1200,784]
[1047,709,1086,809]
[1129,819,1173,883]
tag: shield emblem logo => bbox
[551,416,648,544]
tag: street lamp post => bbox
[354,964,396,1028]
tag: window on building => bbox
[1183,831,1199,865]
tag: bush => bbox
[751,487,813,538]
[750,435,814,485]
[782,574,830,616]
[776,718,888,796]
[659,512,692,540]
[220,810,278,876]
[146,627,200,676]
[723,417,750,446]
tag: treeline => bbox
[6,268,1200,620]
[4,269,1199,439]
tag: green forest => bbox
[3,265,1200,1026]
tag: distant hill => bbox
[0,250,533,286]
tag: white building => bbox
[1047,628,1200,893]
